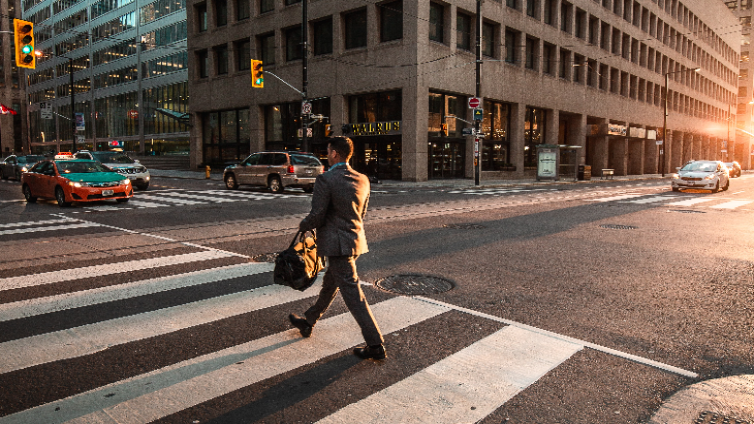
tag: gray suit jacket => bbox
[299,164,370,257]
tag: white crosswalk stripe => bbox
[709,200,754,209]
[667,198,717,206]
[0,233,698,423]
[74,190,294,212]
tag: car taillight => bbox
[321,166,325,173]
[287,165,295,173]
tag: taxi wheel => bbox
[224,174,238,190]
[116,198,130,203]
[672,187,680,192]
[55,187,72,207]
[723,179,730,191]
[22,184,36,203]
[268,176,283,193]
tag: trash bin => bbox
[578,165,592,181]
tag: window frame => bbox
[429,2,445,43]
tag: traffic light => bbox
[13,19,35,69]
[251,59,263,88]
[442,123,448,136]
[325,124,332,137]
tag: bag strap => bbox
[288,230,316,250]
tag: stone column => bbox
[546,109,559,145]
[592,118,609,176]
[510,102,526,176]
[610,135,628,176]
[628,132,644,175]
[570,114,587,165]
[682,132,693,164]
[670,130,683,172]
[644,132,659,174]
[402,83,426,182]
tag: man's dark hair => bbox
[328,136,353,161]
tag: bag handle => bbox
[288,230,316,250]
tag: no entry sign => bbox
[468,97,481,108]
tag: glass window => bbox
[259,33,275,65]
[285,0,300,4]
[482,22,495,57]
[380,1,403,42]
[198,49,209,77]
[216,44,228,75]
[507,0,517,9]
[542,43,553,74]
[345,9,367,49]
[312,18,333,55]
[481,101,511,171]
[285,27,302,61]
[236,0,249,20]
[544,0,554,25]
[237,39,250,70]
[524,106,544,167]
[505,29,516,64]
[348,90,402,123]
[457,12,472,51]
[525,37,537,69]
[527,0,537,18]
[215,0,227,27]
[429,2,444,43]
[260,0,273,13]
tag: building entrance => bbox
[428,138,465,179]
[351,135,402,180]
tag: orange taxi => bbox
[21,158,133,207]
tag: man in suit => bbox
[288,137,386,360]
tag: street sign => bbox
[468,97,481,109]
[655,140,663,145]
[473,108,483,121]
[40,102,52,119]
[127,110,138,119]
[462,127,474,136]
[76,135,84,144]
[297,128,313,138]
[474,139,479,157]
[302,101,312,114]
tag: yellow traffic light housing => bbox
[13,19,35,69]
[325,124,332,137]
[251,59,263,88]
[442,123,448,136]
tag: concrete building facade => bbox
[187,0,740,181]
[23,0,190,156]
[0,0,28,156]
[725,0,754,169]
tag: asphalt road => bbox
[0,173,752,423]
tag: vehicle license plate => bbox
[305,169,313,174]
[103,189,114,196]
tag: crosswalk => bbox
[0,217,698,423]
[586,193,754,210]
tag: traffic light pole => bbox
[474,0,482,186]
[301,0,309,152]
[70,57,76,154]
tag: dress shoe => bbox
[354,344,387,360]
[288,313,312,338]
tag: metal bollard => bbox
[205,165,211,179]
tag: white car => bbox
[74,150,150,190]
[671,160,730,192]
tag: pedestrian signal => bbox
[251,59,264,88]
[442,123,448,136]
[13,19,35,69]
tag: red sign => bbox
[127,110,138,119]
[468,97,481,109]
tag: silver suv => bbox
[223,151,324,193]
[74,150,151,190]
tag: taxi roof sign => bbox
[54,152,74,159]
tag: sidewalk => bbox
[648,375,754,424]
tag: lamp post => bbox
[662,67,700,176]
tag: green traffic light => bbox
[255,77,263,85]
[21,45,33,54]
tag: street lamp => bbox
[662,67,700,176]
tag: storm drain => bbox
[671,209,707,214]
[442,223,486,230]
[694,410,751,424]
[375,274,455,296]
[599,224,638,230]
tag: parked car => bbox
[671,160,730,192]
[74,150,150,190]
[724,161,742,178]
[223,151,324,193]
[0,155,44,180]
[21,159,133,207]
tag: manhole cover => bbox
[600,224,638,230]
[671,209,706,214]
[251,252,278,263]
[694,410,751,424]
[375,274,455,296]
[442,223,485,230]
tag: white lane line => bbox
[623,196,678,204]
[8,297,447,424]
[0,218,77,229]
[0,276,326,374]
[126,200,171,208]
[0,250,234,292]
[157,192,239,203]
[316,326,582,424]
[586,194,644,202]
[0,262,274,322]
[134,194,204,205]
[417,297,698,378]
[709,200,754,209]
[667,198,717,206]
[0,222,98,236]
[202,190,284,199]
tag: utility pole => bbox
[474,0,482,185]
[70,57,76,154]
[662,72,668,177]
[301,0,309,153]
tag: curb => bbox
[648,375,754,424]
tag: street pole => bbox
[727,103,731,161]
[301,0,309,153]
[662,72,668,177]
[474,0,482,186]
[70,57,76,154]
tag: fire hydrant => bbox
[205,165,211,179]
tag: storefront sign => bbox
[537,146,559,181]
[629,127,646,138]
[608,123,627,136]
[343,121,401,136]
[647,129,657,140]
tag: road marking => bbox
[623,195,678,204]
[0,262,274,322]
[0,222,99,236]
[124,200,170,208]
[202,190,285,199]
[316,326,581,424]
[667,198,717,206]
[0,250,234,292]
[0,218,76,228]
[587,194,644,202]
[709,200,754,209]
[0,276,325,374]
[10,297,448,424]
[134,194,204,205]
[157,191,239,202]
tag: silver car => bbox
[74,150,151,190]
[223,151,324,193]
[0,155,44,180]
[671,160,730,192]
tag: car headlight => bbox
[21,166,28,172]
[68,180,87,187]
[121,179,131,186]
[671,174,680,179]
[704,174,714,180]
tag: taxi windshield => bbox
[92,152,134,163]
[56,161,111,174]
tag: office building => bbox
[0,0,28,156]
[725,0,754,167]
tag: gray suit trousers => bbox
[304,255,384,346]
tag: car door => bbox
[235,154,260,185]
[251,153,274,186]
[2,156,16,177]
[27,161,53,198]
